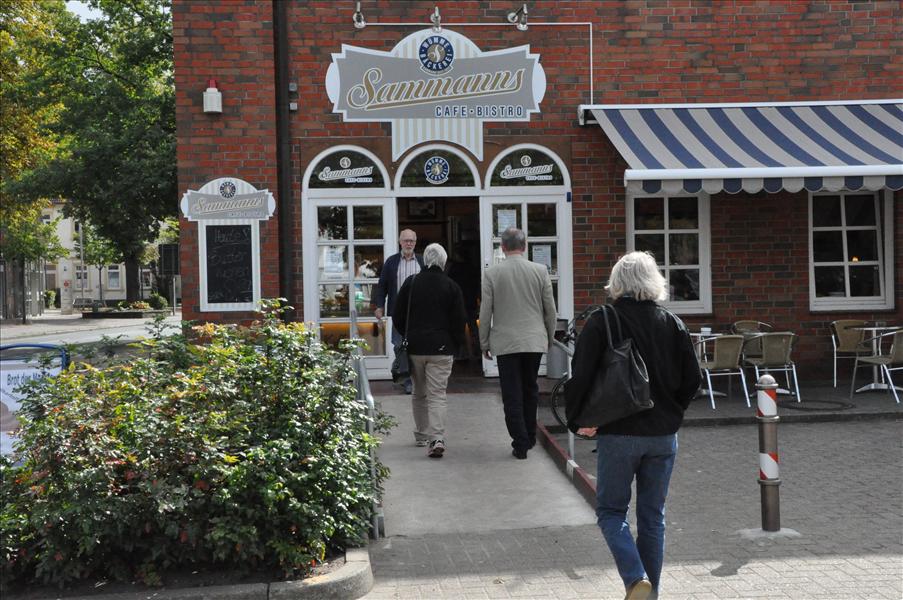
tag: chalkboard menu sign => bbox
[205,224,253,303]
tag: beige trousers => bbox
[409,354,454,442]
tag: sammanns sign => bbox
[181,177,276,221]
[326,29,546,160]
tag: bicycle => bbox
[548,304,602,440]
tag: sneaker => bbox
[403,380,413,394]
[415,439,428,447]
[428,439,445,458]
[625,578,652,600]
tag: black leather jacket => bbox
[393,266,467,356]
[565,297,701,436]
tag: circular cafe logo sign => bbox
[424,156,450,185]
[419,36,454,74]
[339,156,352,169]
[520,155,532,167]
[219,181,237,198]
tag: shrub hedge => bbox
[0,301,391,587]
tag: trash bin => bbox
[546,318,569,379]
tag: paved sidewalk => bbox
[365,388,902,599]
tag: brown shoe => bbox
[625,578,652,600]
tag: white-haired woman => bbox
[565,251,701,600]
[393,243,467,459]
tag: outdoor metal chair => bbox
[829,319,868,388]
[742,332,801,402]
[850,330,903,404]
[697,334,750,410]
[732,320,774,360]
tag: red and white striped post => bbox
[756,374,781,532]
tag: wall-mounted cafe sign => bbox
[326,29,546,161]
[490,149,564,187]
[309,150,386,189]
[500,154,554,181]
[180,178,276,221]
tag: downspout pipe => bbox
[273,0,295,321]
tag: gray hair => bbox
[500,227,526,251]
[423,243,448,269]
[605,251,669,302]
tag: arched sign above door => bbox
[489,147,565,187]
[308,149,386,189]
[399,148,477,188]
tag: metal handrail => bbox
[349,308,382,539]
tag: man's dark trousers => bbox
[497,352,543,453]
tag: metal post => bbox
[79,224,86,307]
[756,374,781,532]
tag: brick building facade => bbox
[174,1,902,381]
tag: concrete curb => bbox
[269,547,373,600]
[29,547,373,600]
[537,423,597,509]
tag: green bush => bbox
[147,292,168,310]
[0,300,391,587]
[43,289,56,308]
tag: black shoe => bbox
[512,448,527,460]
[428,439,445,458]
[528,438,536,449]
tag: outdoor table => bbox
[852,325,902,393]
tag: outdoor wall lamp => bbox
[352,1,366,29]
[507,4,528,31]
[203,78,222,114]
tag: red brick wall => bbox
[174,0,279,322]
[174,0,902,376]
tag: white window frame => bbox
[302,145,396,380]
[107,264,122,290]
[627,193,712,315]
[808,189,894,312]
[198,219,261,312]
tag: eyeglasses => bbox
[400,238,416,243]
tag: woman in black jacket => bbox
[393,243,466,459]
[566,251,701,600]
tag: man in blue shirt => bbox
[372,229,423,394]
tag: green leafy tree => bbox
[9,0,176,301]
[0,200,67,321]
[75,223,122,305]
[0,0,67,206]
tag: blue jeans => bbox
[595,433,678,593]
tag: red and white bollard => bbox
[756,374,781,532]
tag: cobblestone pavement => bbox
[364,410,902,599]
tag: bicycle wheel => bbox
[550,376,597,440]
[549,376,570,430]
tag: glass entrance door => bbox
[478,194,572,377]
[305,197,397,377]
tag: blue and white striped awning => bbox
[579,100,903,195]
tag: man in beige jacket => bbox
[480,227,557,459]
